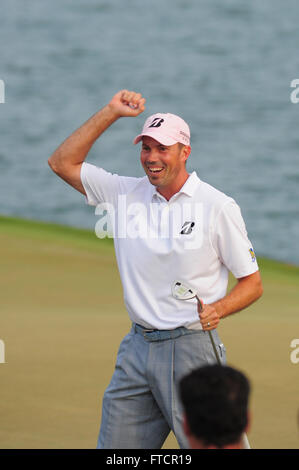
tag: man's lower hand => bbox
[198,301,220,331]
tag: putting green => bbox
[0,216,298,449]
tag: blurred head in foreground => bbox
[179,365,251,449]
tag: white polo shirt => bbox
[81,162,259,330]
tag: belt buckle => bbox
[142,328,155,337]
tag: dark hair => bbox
[179,365,250,448]
[177,142,186,151]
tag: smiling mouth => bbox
[147,167,164,174]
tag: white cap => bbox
[133,113,191,146]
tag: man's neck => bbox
[156,172,190,201]
[189,436,243,449]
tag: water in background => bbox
[1,0,299,264]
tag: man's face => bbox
[140,136,190,191]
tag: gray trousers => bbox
[97,324,226,449]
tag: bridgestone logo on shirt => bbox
[94,196,203,250]
[180,221,195,234]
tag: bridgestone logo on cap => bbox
[133,112,191,146]
[149,118,165,128]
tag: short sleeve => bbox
[80,162,141,206]
[213,201,259,278]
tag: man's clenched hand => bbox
[107,90,146,118]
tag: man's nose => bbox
[146,149,159,161]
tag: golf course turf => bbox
[0,215,298,449]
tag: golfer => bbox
[48,90,263,449]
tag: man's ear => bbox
[245,410,251,433]
[183,413,191,437]
[183,145,191,162]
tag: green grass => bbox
[0,215,298,449]
[0,215,113,250]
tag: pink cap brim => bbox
[133,132,178,146]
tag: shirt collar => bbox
[150,171,200,201]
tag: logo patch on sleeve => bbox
[249,248,256,262]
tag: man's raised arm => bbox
[48,90,146,194]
